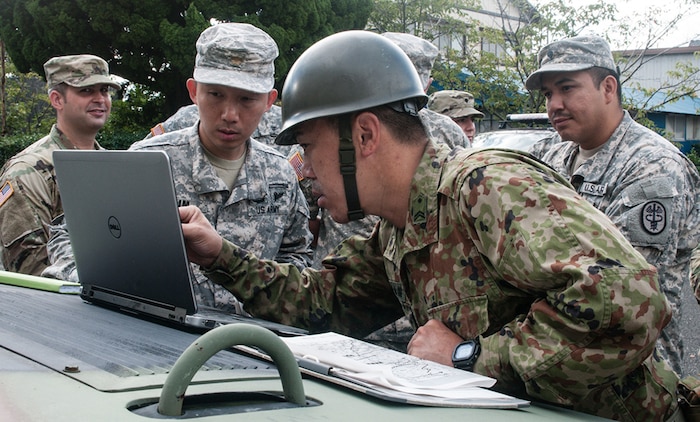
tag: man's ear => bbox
[602,74,618,102]
[354,112,380,157]
[49,90,63,109]
[266,90,278,110]
[186,79,198,104]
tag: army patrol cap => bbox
[193,23,278,93]
[381,32,438,90]
[427,90,484,119]
[526,35,616,90]
[44,54,120,90]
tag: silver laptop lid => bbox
[53,150,196,318]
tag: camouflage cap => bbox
[427,90,484,119]
[44,54,119,90]
[525,35,616,90]
[381,32,438,90]
[193,23,278,93]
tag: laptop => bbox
[53,149,307,336]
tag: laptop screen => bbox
[53,150,197,315]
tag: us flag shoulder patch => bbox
[288,151,304,181]
[0,181,14,207]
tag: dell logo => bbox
[108,216,122,239]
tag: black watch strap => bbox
[451,337,481,371]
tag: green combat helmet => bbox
[276,30,428,221]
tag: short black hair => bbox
[589,67,622,105]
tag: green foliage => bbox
[687,144,700,175]
[0,133,39,164]
[0,0,373,119]
[429,0,619,119]
[2,60,53,136]
[103,84,166,138]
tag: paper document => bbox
[276,332,530,408]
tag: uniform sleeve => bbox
[462,160,670,405]
[203,231,403,337]
[41,215,79,282]
[0,163,54,275]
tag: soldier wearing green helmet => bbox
[178,30,681,421]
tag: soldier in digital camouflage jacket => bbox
[526,35,700,376]
[42,23,313,314]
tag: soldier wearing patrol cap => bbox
[527,34,700,377]
[0,54,119,276]
[427,90,485,142]
[43,23,313,316]
[178,30,681,420]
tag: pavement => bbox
[681,279,700,377]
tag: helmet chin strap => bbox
[338,114,365,221]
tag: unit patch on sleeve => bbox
[640,200,666,235]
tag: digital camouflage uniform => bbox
[525,35,700,378]
[0,54,116,276]
[538,111,700,377]
[43,23,313,313]
[201,143,679,420]
[44,126,313,312]
[0,126,101,275]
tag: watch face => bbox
[454,342,476,360]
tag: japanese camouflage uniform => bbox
[311,108,469,269]
[527,35,700,376]
[320,32,470,351]
[200,142,680,421]
[0,54,117,275]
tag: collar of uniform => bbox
[387,140,448,258]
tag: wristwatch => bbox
[452,337,481,371]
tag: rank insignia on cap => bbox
[0,181,14,207]
[641,200,666,234]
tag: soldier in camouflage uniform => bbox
[427,90,485,142]
[43,23,313,314]
[311,32,469,271]
[526,35,700,377]
[178,31,682,421]
[0,54,119,276]
[325,32,470,351]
